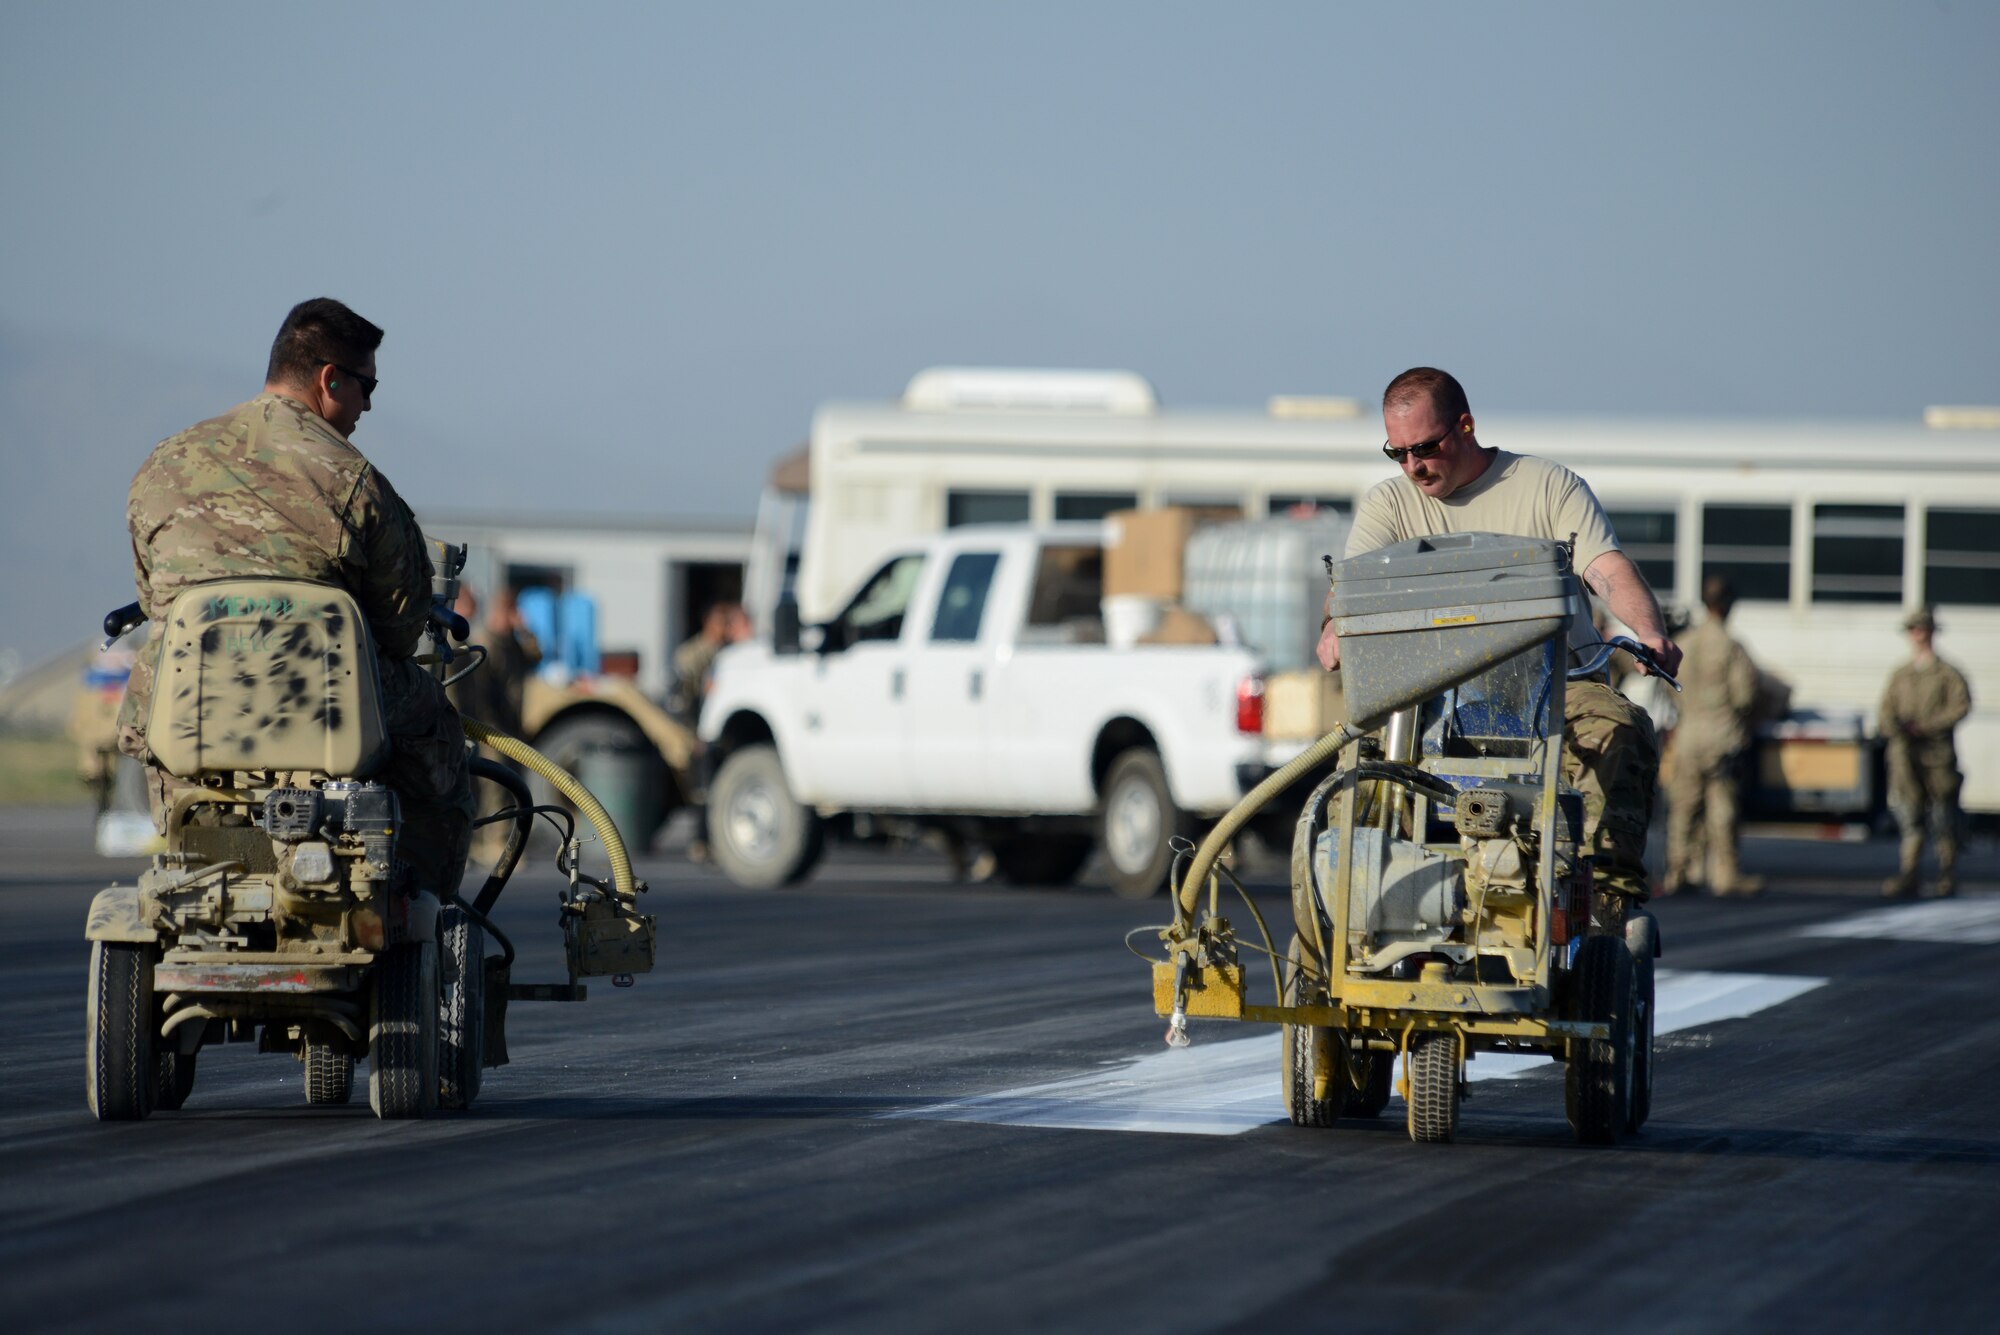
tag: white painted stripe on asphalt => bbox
[1798,897,2000,945]
[890,967,1828,1137]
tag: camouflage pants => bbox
[1562,680,1661,903]
[1885,736,1961,866]
[146,657,473,899]
[1664,732,1745,891]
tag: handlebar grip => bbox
[439,608,471,643]
[101,601,145,642]
[1607,635,1682,693]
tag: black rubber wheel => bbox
[1348,1049,1394,1119]
[1280,934,1344,1127]
[1566,934,1636,1145]
[153,1049,196,1111]
[368,941,439,1120]
[305,1042,355,1106]
[1624,911,1659,1132]
[528,713,675,850]
[86,941,154,1121]
[1406,1032,1460,1143]
[991,835,1094,886]
[1099,749,1182,901]
[437,906,486,1111]
[709,744,824,889]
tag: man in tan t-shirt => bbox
[1317,367,1682,925]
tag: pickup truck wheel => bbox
[710,744,824,889]
[1100,749,1180,900]
[992,835,1093,886]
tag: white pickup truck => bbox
[698,522,1305,896]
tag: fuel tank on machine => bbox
[1329,533,1575,731]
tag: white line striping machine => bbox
[1141,531,1675,1144]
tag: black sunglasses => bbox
[1382,435,1448,464]
[328,363,378,400]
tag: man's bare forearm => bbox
[1584,550,1682,676]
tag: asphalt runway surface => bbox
[3,804,1996,1333]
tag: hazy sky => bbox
[2,1,1996,667]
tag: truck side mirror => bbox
[773,594,802,655]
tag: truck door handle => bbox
[891,668,905,700]
[968,669,983,701]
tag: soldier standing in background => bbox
[450,581,542,739]
[450,581,543,854]
[120,298,474,896]
[670,602,747,721]
[1879,609,1973,898]
[1662,576,1762,897]
[673,601,751,863]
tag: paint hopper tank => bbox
[1329,532,1577,731]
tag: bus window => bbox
[1605,509,1677,597]
[1268,495,1352,518]
[931,552,1001,643]
[947,490,1030,527]
[829,554,926,649]
[1812,504,1904,603]
[1702,504,1791,602]
[1163,493,1247,513]
[1054,492,1138,521]
[1925,508,2000,606]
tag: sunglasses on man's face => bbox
[328,363,378,400]
[1382,435,1447,464]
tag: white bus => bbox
[757,369,2000,815]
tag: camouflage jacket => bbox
[670,633,721,718]
[1673,617,1759,753]
[1879,655,1972,746]
[118,393,433,758]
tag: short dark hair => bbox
[1383,367,1470,423]
[265,298,383,388]
[1702,574,1736,616]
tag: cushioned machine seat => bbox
[146,579,390,779]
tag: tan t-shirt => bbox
[1344,448,1622,656]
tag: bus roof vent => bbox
[1268,395,1362,419]
[1924,405,2000,430]
[902,367,1158,415]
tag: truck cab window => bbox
[931,552,1001,643]
[831,554,926,649]
[1023,544,1105,644]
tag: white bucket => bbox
[1102,594,1166,649]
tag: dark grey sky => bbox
[2,1,1995,666]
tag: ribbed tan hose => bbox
[461,716,638,902]
[1175,722,1363,924]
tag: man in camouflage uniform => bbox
[118,297,473,895]
[1879,609,1973,898]
[671,601,750,863]
[669,601,749,720]
[1662,576,1762,897]
[1319,367,1680,930]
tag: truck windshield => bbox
[832,554,926,648]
